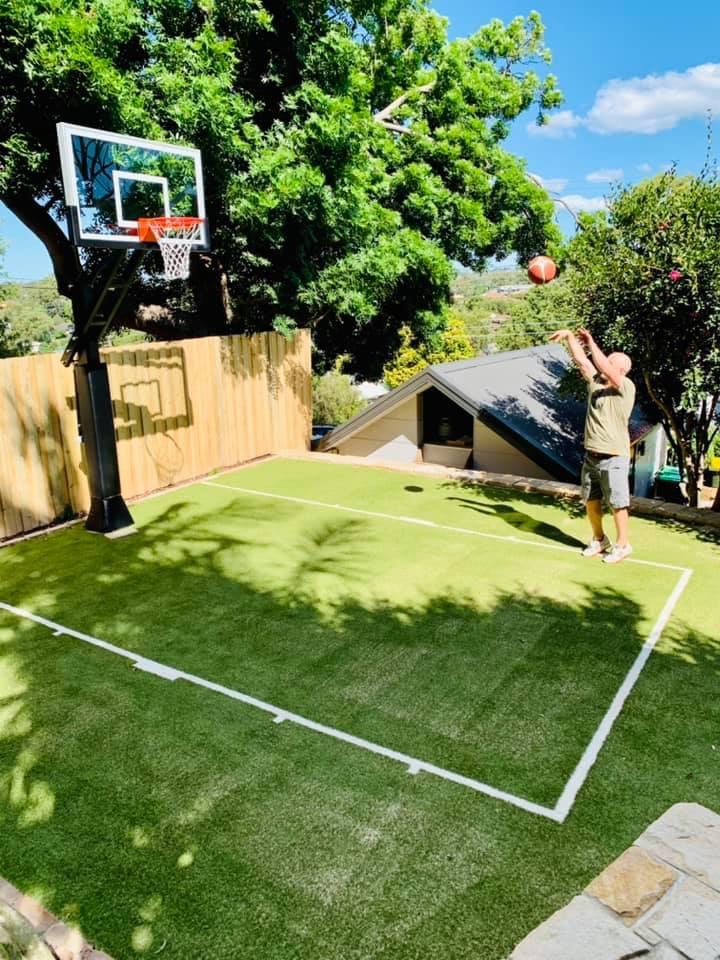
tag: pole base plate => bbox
[85,495,135,536]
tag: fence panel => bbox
[0,330,311,540]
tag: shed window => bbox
[422,388,473,446]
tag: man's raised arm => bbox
[549,329,595,382]
[577,328,626,389]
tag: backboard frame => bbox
[57,122,209,251]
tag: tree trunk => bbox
[685,467,699,508]
[713,483,720,512]
[1,192,81,294]
[188,254,235,336]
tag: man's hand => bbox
[577,327,594,346]
[549,328,595,382]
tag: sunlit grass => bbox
[0,458,717,960]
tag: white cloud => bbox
[527,110,584,139]
[559,194,608,214]
[637,162,653,173]
[529,173,569,193]
[586,168,623,183]
[586,63,720,134]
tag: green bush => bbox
[312,370,365,425]
[383,313,475,389]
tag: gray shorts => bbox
[581,453,630,510]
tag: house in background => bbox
[318,345,667,497]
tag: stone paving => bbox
[0,877,112,960]
[509,803,720,960]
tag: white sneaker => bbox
[603,544,633,564]
[582,535,611,557]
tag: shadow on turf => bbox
[443,481,584,549]
[634,511,720,548]
[0,496,717,958]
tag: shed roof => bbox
[319,345,653,481]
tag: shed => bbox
[318,346,666,496]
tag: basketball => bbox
[527,255,557,285]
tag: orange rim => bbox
[137,216,204,243]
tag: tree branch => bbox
[525,172,583,228]
[377,121,413,135]
[1,192,81,294]
[649,387,681,444]
[373,81,435,129]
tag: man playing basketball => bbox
[549,328,636,564]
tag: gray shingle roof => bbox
[319,345,652,480]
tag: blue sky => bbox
[3,0,720,279]
[436,0,720,232]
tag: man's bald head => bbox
[608,352,632,376]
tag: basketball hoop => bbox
[137,216,204,280]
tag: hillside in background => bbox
[0,267,573,362]
[450,267,576,354]
[0,278,146,358]
[0,277,71,356]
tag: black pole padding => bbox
[74,348,134,535]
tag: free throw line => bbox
[0,601,560,822]
[202,481,689,572]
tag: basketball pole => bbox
[55,123,207,537]
[63,249,146,536]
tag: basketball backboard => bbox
[57,123,208,250]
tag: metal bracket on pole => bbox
[63,250,146,367]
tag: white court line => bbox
[553,566,693,821]
[0,481,694,822]
[202,481,689,572]
[0,600,559,822]
[0,559,693,823]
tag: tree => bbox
[449,269,577,354]
[566,169,720,507]
[0,0,562,378]
[0,277,73,356]
[496,278,576,351]
[383,311,474,387]
[312,363,365,424]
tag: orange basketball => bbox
[528,255,557,285]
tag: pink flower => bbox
[668,269,683,282]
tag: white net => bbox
[147,219,203,280]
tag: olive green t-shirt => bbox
[584,375,636,456]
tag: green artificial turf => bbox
[0,457,718,960]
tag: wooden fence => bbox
[0,330,311,540]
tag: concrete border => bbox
[0,875,112,959]
[281,450,720,535]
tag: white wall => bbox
[472,419,555,480]
[337,397,420,463]
[423,443,473,468]
[337,404,560,477]
[633,424,667,498]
